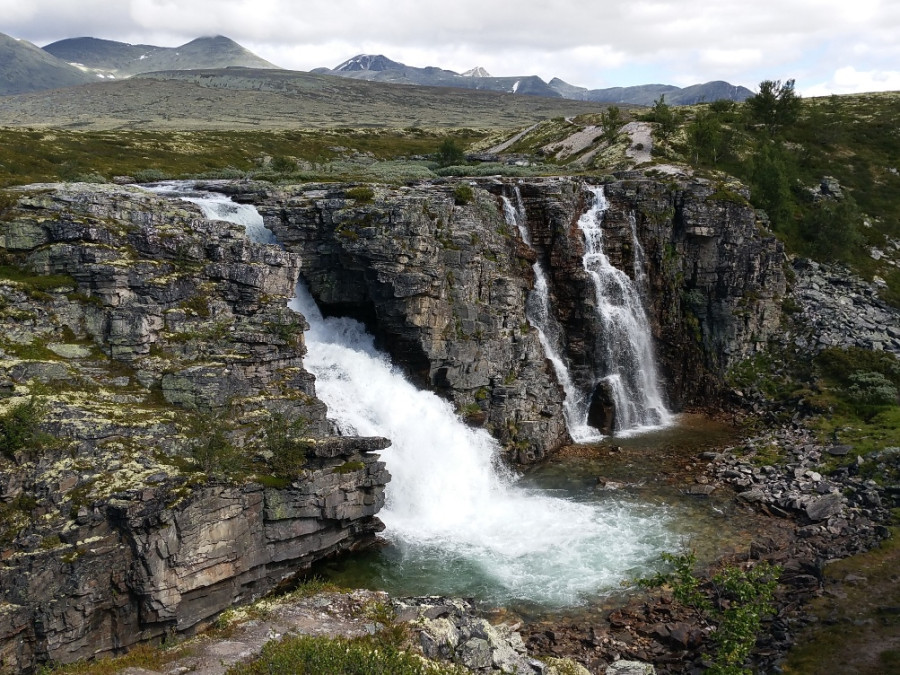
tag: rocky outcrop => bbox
[0,183,389,671]
[788,258,900,354]
[393,596,590,675]
[254,182,570,462]
[0,176,791,668]
[249,176,784,456]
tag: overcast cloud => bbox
[3,0,899,95]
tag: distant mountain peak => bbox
[42,34,280,80]
[333,54,402,72]
[462,66,491,78]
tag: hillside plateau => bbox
[0,67,614,131]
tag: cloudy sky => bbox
[3,0,899,96]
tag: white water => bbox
[578,186,672,434]
[503,189,602,442]
[152,183,678,606]
[290,284,674,605]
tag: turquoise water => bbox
[312,415,755,616]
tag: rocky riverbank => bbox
[520,420,897,674]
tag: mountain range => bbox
[0,31,753,105]
[314,53,754,105]
[0,33,278,95]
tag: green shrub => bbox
[0,398,48,459]
[638,550,710,610]
[639,552,780,675]
[133,168,170,183]
[708,562,780,674]
[70,172,106,184]
[797,196,864,262]
[187,413,242,475]
[179,294,211,318]
[345,186,375,203]
[453,184,473,205]
[815,347,900,387]
[269,155,297,174]
[847,371,898,406]
[436,138,465,168]
[263,413,309,478]
[363,161,436,182]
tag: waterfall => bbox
[503,189,602,442]
[578,186,671,434]
[504,185,671,439]
[162,184,676,607]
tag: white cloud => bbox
[1,0,899,93]
[803,66,900,97]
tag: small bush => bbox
[269,155,297,174]
[453,184,474,205]
[639,552,780,675]
[847,371,898,406]
[264,413,309,478]
[179,294,211,318]
[436,138,466,168]
[187,413,242,475]
[133,168,170,183]
[0,398,48,459]
[345,186,375,203]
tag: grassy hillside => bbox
[0,32,94,95]
[0,127,487,187]
[0,68,612,131]
[662,91,900,305]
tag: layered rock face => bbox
[251,176,784,454]
[515,178,785,410]
[255,182,570,462]
[0,184,388,671]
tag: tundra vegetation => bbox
[639,551,781,675]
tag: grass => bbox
[783,527,900,675]
[225,633,467,675]
[38,643,190,675]
[0,128,487,188]
[0,264,76,293]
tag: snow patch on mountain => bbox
[462,66,491,78]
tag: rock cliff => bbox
[248,176,784,456]
[254,181,570,462]
[0,175,788,669]
[0,183,389,671]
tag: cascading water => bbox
[503,189,601,442]
[578,186,672,435]
[152,183,679,608]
